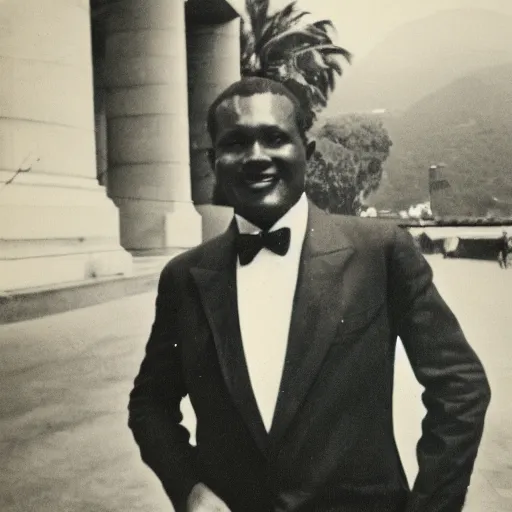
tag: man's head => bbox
[207,77,315,230]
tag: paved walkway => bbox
[1,256,511,511]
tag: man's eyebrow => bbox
[218,126,244,135]
[216,128,246,143]
[217,123,289,138]
[239,123,288,132]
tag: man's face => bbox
[210,93,314,229]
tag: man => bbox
[128,77,491,512]
[499,230,510,269]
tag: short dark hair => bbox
[206,77,309,144]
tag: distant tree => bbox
[240,0,352,130]
[306,114,393,214]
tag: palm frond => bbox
[258,10,311,46]
[323,54,343,75]
[311,19,336,33]
[254,10,311,57]
[242,0,352,127]
[274,1,300,22]
[286,11,312,27]
[292,44,350,57]
[259,27,327,63]
[326,69,336,90]
[246,0,270,43]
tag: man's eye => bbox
[221,137,246,149]
[266,133,286,146]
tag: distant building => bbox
[377,209,400,219]
[408,202,432,220]
[0,0,242,293]
[360,207,377,218]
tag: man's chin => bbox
[237,192,282,211]
[235,199,295,230]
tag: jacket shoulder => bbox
[328,213,402,246]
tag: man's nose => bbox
[245,140,271,161]
[243,141,272,170]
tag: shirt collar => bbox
[235,193,309,248]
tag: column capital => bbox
[186,0,240,24]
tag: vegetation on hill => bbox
[370,62,512,217]
[306,115,392,214]
[317,8,512,217]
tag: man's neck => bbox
[235,210,287,232]
[235,193,308,234]
[235,195,305,232]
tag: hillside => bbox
[326,9,512,115]
[367,62,512,215]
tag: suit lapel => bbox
[190,224,269,454]
[269,205,355,446]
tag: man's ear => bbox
[306,139,316,160]
[207,148,216,171]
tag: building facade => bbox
[0,0,241,293]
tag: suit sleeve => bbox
[388,227,491,512]
[128,264,199,511]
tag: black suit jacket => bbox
[128,204,491,512]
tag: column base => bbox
[195,204,234,242]
[0,174,133,292]
[117,199,202,256]
[0,245,133,292]
[165,201,203,249]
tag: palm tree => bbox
[240,0,352,129]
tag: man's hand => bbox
[186,482,231,512]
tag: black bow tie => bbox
[236,227,291,266]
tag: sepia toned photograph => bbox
[1,0,511,511]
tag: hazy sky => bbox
[270,0,512,58]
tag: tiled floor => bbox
[1,255,511,511]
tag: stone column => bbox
[0,0,132,292]
[104,0,201,255]
[94,59,108,187]
[186,19,240,240]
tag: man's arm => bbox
[388,227,491,512]
[128,265,199,511]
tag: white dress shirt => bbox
[235,193,309,432]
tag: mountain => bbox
[325,9,512,115]
[367,62,512,216]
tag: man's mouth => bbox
[242,171,279,190]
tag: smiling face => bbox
[209,92,314,230]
